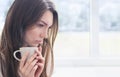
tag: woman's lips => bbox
[35,40,43,45]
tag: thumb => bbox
[36,46,43,57]
[38,45,46,57]
[38,45,42,52]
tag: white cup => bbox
[13,47,38,61]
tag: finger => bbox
[38,45,46,57]
[36,63,44,70]
[38,46,42,52]
[36,56,45,64]
[19,51,29,69]
[30,65,38,75]
[35,46,42,56]
[35,63,44,77]
[37,63,44,68]
[25,59,38,75]
[26,52,37,65]
[22,53,37,72]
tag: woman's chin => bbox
[23,42,39,47]
[23,44,38,47]
[30,44,38,47]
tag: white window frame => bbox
[55,0,120,67]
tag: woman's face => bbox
[24,10,53,47]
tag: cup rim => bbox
[20,47,38,49]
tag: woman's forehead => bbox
[38,10,53,26]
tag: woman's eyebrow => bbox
[40,20,48,26]
[40,20,52,27]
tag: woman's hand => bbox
[18,46,45,77]
[34,46,45,77]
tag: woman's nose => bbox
[40,29,48,38]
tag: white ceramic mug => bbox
[13,47,38,61]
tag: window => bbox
[53,0,120,77]
[54,0,90,60]
[0,0,13,32]
[0,0,120,77]
[99,0,120,57]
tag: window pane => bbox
[0,0,13,32]
[99,0,120,57]
[54,0,90,59]
[54,0,90,32]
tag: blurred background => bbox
[0,0,120,77]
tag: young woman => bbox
[0,0,58,77]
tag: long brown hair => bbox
[0,0,58,77]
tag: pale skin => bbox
[18,10,53,77]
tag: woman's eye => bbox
[36,24,44,27]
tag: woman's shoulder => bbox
[0,52,4,77]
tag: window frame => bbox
[55,0,120,67]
